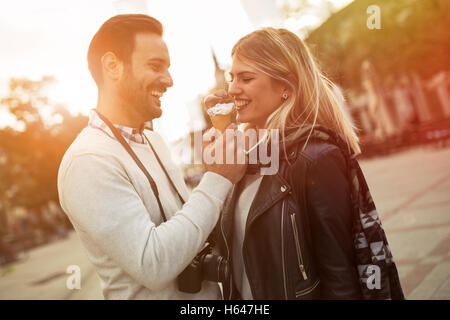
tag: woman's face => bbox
[228,55,286,128]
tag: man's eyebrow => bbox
[147,58,170,67]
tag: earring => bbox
[282,92,288,100]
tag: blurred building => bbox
[305,0,450,154]
[428,72,450,119]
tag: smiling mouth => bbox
[150,90,164,106]
[235,99,250,111]
[150,90,164,98]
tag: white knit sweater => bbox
[58,127,232,299]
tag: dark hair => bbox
[87,14,163,87]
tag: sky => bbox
[0,0,353,143]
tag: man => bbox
[57,14,246,299]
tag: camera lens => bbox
[202,254,230,283]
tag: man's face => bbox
[118,33,173,122]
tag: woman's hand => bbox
[203,89,233,109]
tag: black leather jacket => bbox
[217,136,363,300]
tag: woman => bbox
[205,28,404,300]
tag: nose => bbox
[228,79,242,97]
[161,70,173,88]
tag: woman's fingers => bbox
[203,89,234,109]
[214,89,228,98]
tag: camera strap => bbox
[95,111,185,222]
[143,134,186,206]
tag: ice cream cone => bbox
[206,102,234,133]
[210,113,232,133]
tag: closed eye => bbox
[149,64,162,72]
[228,77,253,83]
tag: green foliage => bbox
[0,77,87,211]
[305,0,450,91]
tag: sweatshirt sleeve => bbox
[58,153,232,291]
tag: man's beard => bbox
[117,69,162,125]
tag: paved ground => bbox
[0,145,449,300]
[359,145,450,299]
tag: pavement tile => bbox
[431,274,450,300]
[385,205,450,230]
[387,227,449,262]
[408,260,450,299]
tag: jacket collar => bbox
[221,173,292,251]
[245,173,291,234]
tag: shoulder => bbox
[284,125,352,168]
[282,138,349,193]
[297,139,346,168]
[299,140,349,192]
[60,127,130,166]
[58,127,128,182]
[282,139,348,191]
[63,127,120,156]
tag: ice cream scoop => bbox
[206,103,234,132]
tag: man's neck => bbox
[97,93,145,128]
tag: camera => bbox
[178,242,230,293]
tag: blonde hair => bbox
[232,28,361,155]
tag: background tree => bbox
[0,76,87,222]
[305,0,450,92]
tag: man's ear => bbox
[101,52,123,81]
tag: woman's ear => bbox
[281,84,294,100]
[101,52,123,82]
[280,74,296,100]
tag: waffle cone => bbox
[210,113,232,133]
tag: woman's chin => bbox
[236,115,260,129]
[236,113,252,125]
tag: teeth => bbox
[151,91,163,98]
[235,100,249,107]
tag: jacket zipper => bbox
[281,201,288,299]
[290,213,308,280]
[295,279,320,298]
[220,213,233,300]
